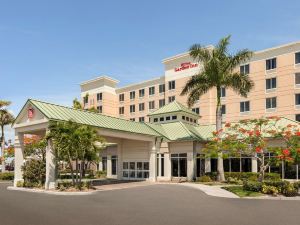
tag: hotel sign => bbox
[174,62,198,72]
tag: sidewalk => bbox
[177,183,239,198]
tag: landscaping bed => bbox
[222,186,264,197]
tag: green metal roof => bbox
[148,101,199,117]
[26,99,162,137]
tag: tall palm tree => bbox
[0,101,15,172]
[181,36,254,181]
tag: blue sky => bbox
[1,0,300,140]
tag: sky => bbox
[1,0,300,141]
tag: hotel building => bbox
[12,41,300,189]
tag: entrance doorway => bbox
[171,153,187,177]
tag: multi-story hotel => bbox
[80,41,300,124]
[13,41,300,189]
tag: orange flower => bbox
[296,131,300,136]
[255,147,263,153]
[282,149,290,156]
[255,130,261,136]
[225,122,231,128]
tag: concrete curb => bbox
[7,186,96,196]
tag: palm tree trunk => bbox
[216,89,225,182]
[1,125,5,172]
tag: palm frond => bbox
[223,72,254,97]
[189,44,211,63]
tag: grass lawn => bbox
[195,182,229,186]
[222,186,264,197]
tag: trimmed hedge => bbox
[205,172,280,181]
[0,172,14,181]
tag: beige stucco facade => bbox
[81,41,300,124]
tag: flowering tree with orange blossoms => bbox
[204,116,300,181]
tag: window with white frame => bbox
[220,87,226,97]
[240,64,250,75]
[97,106,102,113]
[266,97,277,109]
[119,107,124,115]
[159,84,165,93]
[266,58,277,70]
[192,107,200,114]
[130,91,135,100]
[130,104,135,113]
[266,77,276,90]
[159,99,165,108]
[139,89,145,98]
[149,101,155,110]
[139,103,145,111]
[119,93,124,102]
[295,94,300,105]
[240,101,250,112]
[295,52,300,64]
[139,117,145,122]
[168,80,176,90]
[97,93,102,101]
[149,86,155,96]
[168,96,175,103]
[295,73,300,85]
[221,105,226,115]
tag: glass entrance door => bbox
[171,153,187,177]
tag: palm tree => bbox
[181,36,254,181]
[0,101,15,172]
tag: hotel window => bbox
[149,86,155,96]
[266,77,277,90]
[172,115,177,120]
[160,154,164,176]
[83,96,88,104]
[296,114,300,122]
[130,118,135,121]
[220,87,226,97]
[192,107,200,114]
[130,104,135,113]
[168,96,175,103]
[130,91,135,100]
[159,84,165,93]
[119,93,124,102]
[221,105,226,115]
[149,101,155,110]
[266,97,277,109]
[160,117,164,122]
[111,156,118,175]
[240,101,250,112]
[154,118,158,122]
[102,157,107,171]
[139,117,145,122]
[166,116,171,121]
[97,93,103,101]
[295,73,300,85]
[240,64,250,75]
[119,107,124,115]
[97,106,102,113]
[295,94,300,105]
[139,89,145,98]
[139,103,145,111]
[182,116,185,120]
[168,80,176,90]
[295,52,300,64]
[266,58,277,70]
[159,99,165,108]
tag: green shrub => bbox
[282,183,298,197]
[205,172,280,181]
[197,175,212,182]
[22,159,45,186]
[83,180,93,189]
[243,181,262,192]
[263,180,289,192]
[16,181,24,187]
[95,170,107,178]
[57,181,73,190]
[227,177,243,185]
[293,181,300,190]
[261,184,278,196]
[0,172,14,180]
[264,173,281,181]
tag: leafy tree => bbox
[47,120,105,187]
[73,97,99,113]
[0,101,15,171]
[181,36,254,181]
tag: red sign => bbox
[174,62,198,72]
[28,107,34,119]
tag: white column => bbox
[117,141,123,179]
[164,153,171,181]
[205,157,211,173]
[98,161,103,171]
[45,139,57,190]
[13,132,24,187]
[106,155,112,178]
[149,140,157,182]
[187,152,194,181]
[251,156,258,173]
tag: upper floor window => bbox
[130,118,135,122]
[192,107,200,115]
[119,93,124,102]
[266,58,277,70]
[149,101,155,110]
[168,80,176,90]
[119,107,124,115]
[220,87,226,97]
[295,94,300,105]
[240,101,250,112]
[168,96,175,103]
[266,77,277,90]
[97,93,103,101]
[159,84,165,93]
[130,91,135,100]
[295,73,300,85]
[130,105,135,113]
[221,105,226,115]
[159,99,165,108]
[139,103,145,111]
[296,114,300,122]
[149,86,155,96]
[97,106,103,113]
[266,97,277,109]
[295,52,300,64]
[139,117,145,122]
[240,64,250,75]
[139,89,145,98]
[172,115,177,120]
[83,96,89,104]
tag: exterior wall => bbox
[80,42,300,124]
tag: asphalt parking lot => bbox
[0,182,300,225]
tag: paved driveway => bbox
[0,182,300,225]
